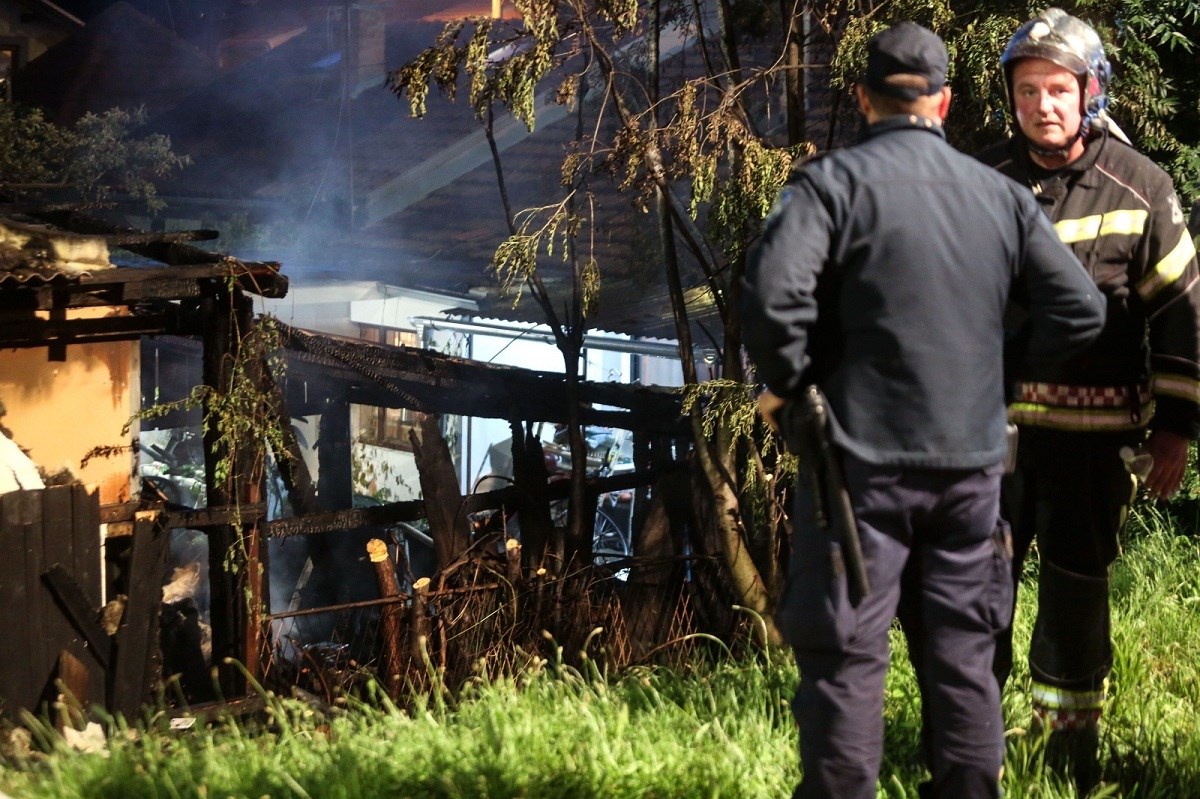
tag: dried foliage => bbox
[260,555,749,703]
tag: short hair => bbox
[862,83,942,118]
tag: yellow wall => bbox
[0,310,139,505]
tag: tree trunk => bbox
[409,413,471,570]
[691,415,782,645]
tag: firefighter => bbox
[742,23,1106,799]
[977,8,1200,791]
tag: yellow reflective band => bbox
[1137,232,1198,301]
[1153,373,1200,404]
[1054,210,1148,244]
[1008,401,1151,431]
[1031,682,1107,711]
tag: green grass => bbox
[2,511,1199,798]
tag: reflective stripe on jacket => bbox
[977,132,1200,437]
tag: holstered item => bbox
[779,386,871,604]
[1030,559,1112,689]
[1003,423,1019,474]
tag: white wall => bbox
[462,330,566,492]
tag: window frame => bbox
[358,324,421,451]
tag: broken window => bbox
[358,324,420,450]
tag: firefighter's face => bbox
[1012,58,1084,151]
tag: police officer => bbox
[742,22,1106,799]
[977,9,1200,790]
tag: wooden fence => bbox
[0,485,103,720]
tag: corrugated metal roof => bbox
[1,217,113,283]
[0,267,86,287]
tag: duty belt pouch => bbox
[1003,422,1019,475]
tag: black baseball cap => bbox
[864,22,948,100]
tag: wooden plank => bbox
[100,501,141,524]
[21,490,47,710]
[55,650,91,728]
[0,312,176,350]
[110,512,170,717]
[79,265,278,285]
[264,501,426,539]
[279,326,687,433]
[165,503,266,531]
[42,487,78,684]
[42,564,111,669]
[72,485,101,609]
[0,493,33,716]
[259,470,658,540]
[119,279,204,301]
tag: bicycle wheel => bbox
[592,510,629,562]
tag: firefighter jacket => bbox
[977,132,1200,437]
[742,115,1106,470]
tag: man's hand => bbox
[758,389,786,433]
[1143,429,1191,500]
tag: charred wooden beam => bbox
[315,396,353,512]
[260,468,662,540]
[202,287,254,698]
[259,359,317,515]
[0,217,217,246]
[99,230,220,246]
[109,511,170,717]
[80,264,281,287]
[262,594,408,622]
[167,696,267,726]
[264,501,426,539]
[41,564,113,670]
[12,208,287,299]
[279,324,686,433]
[0,308,184,349]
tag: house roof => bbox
[12,1,217,124]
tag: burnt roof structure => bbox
[11,1,725,340]
[0,202,287,354]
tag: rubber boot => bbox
[1040,719,1100,796]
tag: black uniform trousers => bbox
[780,452,1012,799]
[994,427,1138,696]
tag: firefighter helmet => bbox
[1001,8,1112,135]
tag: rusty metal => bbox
[262,594,408,622]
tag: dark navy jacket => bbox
[742,115,1106,469]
